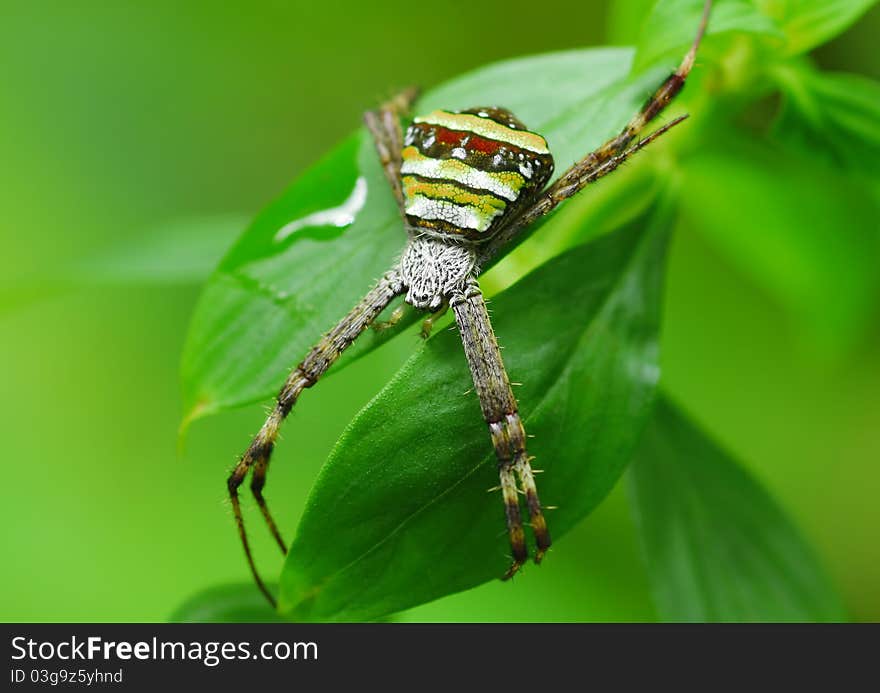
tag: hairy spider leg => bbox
[481,0,711,262]
[451,280,550,577]
[227,271,404,606]
[371,302,410,332]
[585,0,709,169]
[420,301,449,339]
[363,86,420,215]
[231,87,417,607]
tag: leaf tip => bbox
[278,586,322,622]
[178,396,217,453]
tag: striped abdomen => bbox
[400,107,554,241]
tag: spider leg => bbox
[250,454,286,554]
[228,269,404,606]
[480,0,710,262]
[364,86,420,216]
[370,302,410,332]
[580,0,709,167]
[450,279,550,578]
[420,301,449,339]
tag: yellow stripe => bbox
[400,147,526,200]
[414,110,549,154]
[402,176,506,214]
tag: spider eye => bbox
[400,108,554,242]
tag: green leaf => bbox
[634,0,783,72]
[179,47,687,422]
[773,64,880,182]
[629,397,847,621]
[676,133,880,346]
[169,583,287,623]
[754,0,879,55]
[278,202,674,622]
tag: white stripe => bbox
[405,196,498,232]
[400,156,521,201]
[414,111,550,154]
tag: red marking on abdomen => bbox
[467,133,502,154]
[434,126,502,156]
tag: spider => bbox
[228,1,712,607]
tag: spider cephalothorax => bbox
[227,2,712,607]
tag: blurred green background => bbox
[1,0,878,622]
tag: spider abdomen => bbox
[401,107,554,241]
